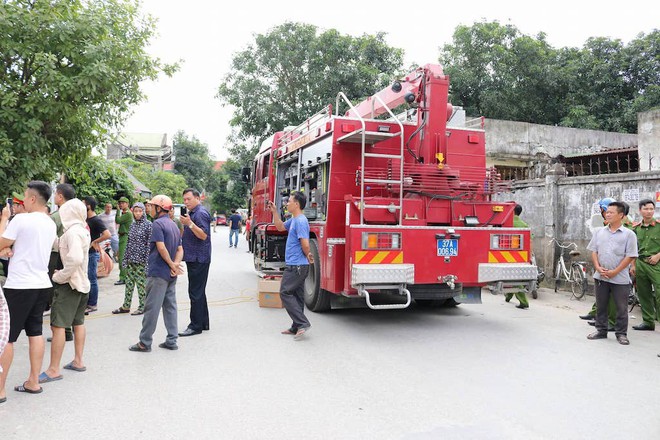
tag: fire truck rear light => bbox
[362,232,402,250]
[490,234,523,250]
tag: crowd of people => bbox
[0,183,219,403]
[3,183,658,405]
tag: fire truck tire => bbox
[304,239,331,312]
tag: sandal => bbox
[131,309,144,316]
[112,307,130,314]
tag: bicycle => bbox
[549,239,588,299]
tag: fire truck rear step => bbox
[351,263,415,310]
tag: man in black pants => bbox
[269,192,313,340]
[586,201,638,345]
[179,189,212,337]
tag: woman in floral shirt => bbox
[112,203,152,315]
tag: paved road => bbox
[2,226,659,439]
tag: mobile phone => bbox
[6,197,12,207]
[180,206,187,216]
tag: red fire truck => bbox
[248,64,537,311]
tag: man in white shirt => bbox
[0,181,57,399]
[98,202,119,259]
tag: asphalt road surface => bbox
[1,226,659,439]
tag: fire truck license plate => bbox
[437,239,458,257]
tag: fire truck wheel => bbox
[304,239,331,312]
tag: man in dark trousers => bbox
[179,188,212,337]
[129,195,183,352]
[268,191,313,340]
[587,201,638,345]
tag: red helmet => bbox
[147,194,173,211]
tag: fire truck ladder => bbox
[335,92,405,225]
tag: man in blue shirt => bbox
[228,209,242,248]
[269,191,313,340]
[179,188,212,336]
[129,195,183,352]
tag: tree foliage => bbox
[217,22,404,148]
[63,155,134,207]
[116,158,188,203]
[172,130,214,191]
[440,21,660,133]
[206,160,249,214]
[0,0,176,193]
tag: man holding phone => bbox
[179,189,212,337]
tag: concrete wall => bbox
[485,119,638,159]
[638,109,660,171]
[495,171,660,282]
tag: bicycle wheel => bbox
[570,264,587,299]
[554,261,562,292]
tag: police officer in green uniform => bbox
[114,196,133,285]
[631,198,660,331]
[505,204,530,309]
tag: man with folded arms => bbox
[587,201,638,345]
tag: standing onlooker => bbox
[129,195,183,352]
[228,209,242,248]
[587,201,638,345]
[98,203,119,260]
[631,199,660,331]
[84,196,110,314]
[268,192,313,340]
[47,184,76,342]
[212,211,218,233]
[505,204,530,309]
[114,196,133,286]
[169,208,183,237]
[0,192,26,277]
[178,188,212,337]
[113,203,152,315]
[40,199,90,382]
[0,181,57,398]
[244,215,252,253]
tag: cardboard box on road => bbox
[258,278,283,308]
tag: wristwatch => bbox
[188,223,194,229]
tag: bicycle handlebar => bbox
[548,238,578,250]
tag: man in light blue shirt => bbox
[586,201,638,345]
[269,191,313,340]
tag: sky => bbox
[122,0,658,160]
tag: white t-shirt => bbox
[2,212,57,289]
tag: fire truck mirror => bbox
[241,167,251,183]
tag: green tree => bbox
[217,22,404,145]
[63,155,134,207]
[440,22,660,133]
[116,158,188,203]
[172,131,214,191]
[206,160,249,214]
[440,21,563,125]
[0,0,176,192]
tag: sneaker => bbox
[158,342,178,350]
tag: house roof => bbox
[214,161,226,171]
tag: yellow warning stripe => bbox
[488,251,529,263]
[355,251,404,264]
